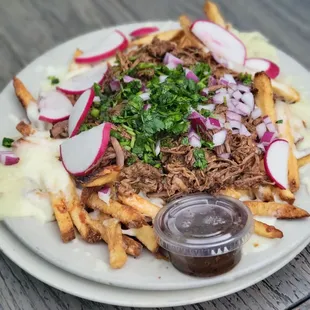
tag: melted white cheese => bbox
[0,132,71,222]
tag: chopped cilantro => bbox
[48,76,60,85]
[192,63,211,80]
[193,148,208,169]
[181,137,189,145]
[127,155,137,165]
[201,140,214,150]
[2,137,14,148]
[276,119,283,124]
[200,109,211,118]
[238,73,252,86]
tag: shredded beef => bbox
[50,120,69,139]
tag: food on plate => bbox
[154,194,253,276]
[243,201,309,219]
[2,0,310,274]
[254,220,283,239]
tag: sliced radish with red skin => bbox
[75,30,128,64]
[68,88,95,137]
[191,20,246,65]
[264,139,289,189]
[38,90,73,123]
[57,64,108,95]
[245,58,280,79]
[130,26,159,38]
[60,122,111,176]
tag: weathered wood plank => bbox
[0,0,310,309]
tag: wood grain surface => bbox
[0,0,310,309]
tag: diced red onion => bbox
[0,151,19,166]
[188,110,208,132]
[263,116,272,125]
[143,104,151,111]
[261,131,277,146]
[139,92,150,101]
[229,120,241,130]
[239,124,252,137]
[266,122,276,132]
[223,74,236,84]
[197,103,215,112]
[219,153,230,159]
[224,122,231,130]
[232,129,239,135]
[163,53,183,68]
[213,92,230,104]
[236,102,251,116]
[98,186,111,204]
[256,122,267,139]
[206,117,222,129]
[232,90,242,100]
[93,96,100,102]
[110,80,121,92]
[241,92,254,111]
[213,129,227,146]
[141,84,148,92]
[208,76,217,86]
[189,133,201,148]
[185,69,199,82]
[237,84,251,93]
[227,88,234,95]
[155,140,161,155]
[251,108,262,120]
[216,88,227,94]
[257,143,265,152]
[226,111,242,122]
[159,75,168,83]
[201,88,209,96]
[219,77,229,86]
[230,99,240,106]
[228,83,238,91]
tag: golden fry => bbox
[179,15,203,48]
[254,220,283,239]
[204,1,226,28]
[219,188,254,200]
[86,193,146,228]
[16,121,35,137]
[271,79,300,103]
[130,29,182,46]
[298,154,310,168]
[49,192,75,243]
[118,193,160,219]
[253,186,274,202]
[253,72,276,123]
[13,77,36,109]
[244,201,309,219]
[274,188,295,205]
[131,225,158,253]
[81,165,120,187]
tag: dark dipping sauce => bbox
[154,194,253,277]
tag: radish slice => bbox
[264,139,289,189]
[0,151,20,165]
[57,64,108,95]
[75,30,128,64]
[38,90,73,123]
[191,20,246,65]
[60,122,111,176]
[245,58,280,79]
[68,88,95,137]
[130,26,159,38]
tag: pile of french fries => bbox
[11,0,310,269]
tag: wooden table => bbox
[0,0,309,309]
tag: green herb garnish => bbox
[201,140,215,150]
[276,119,283,124]
[181,137,189,145]
[193,148,208,169]
[2,137,14,148]
[48,76,60,85]
[238,73,252,86]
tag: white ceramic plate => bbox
[0,221,309,308]
[1,21,310,291]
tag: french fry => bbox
[130,29,182,46]
[276,102,300,192]
[271,79,300,103]
[81,165,120,187]
[203,1,227,28]
[48,192,75,243]
[13,77,36,109]
[179,15,203,48]
[253,186,274,202]
[298,154,310,168]
[68,181,101,243]
[254,220,283,239]
[244,201,309,219]
[130,225,158,253]
[274,188,295,205]
[68,48,84,72]
[16,121,35,136]
[253,72,276,123]
[118,193,160,219]
[86,193,146,228]
[219,188,254,200]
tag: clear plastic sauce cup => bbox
[154,193,254,277]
